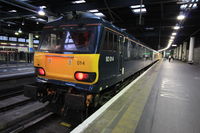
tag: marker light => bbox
[74,72,96,82]
[37,68,45,76]
[75,72,89,81]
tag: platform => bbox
[72,60,200,133]
[0,63,34,80]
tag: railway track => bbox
[0,93,50,133]
[0,62,157,133]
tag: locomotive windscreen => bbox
[39,26,97,53]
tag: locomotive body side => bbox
[24,14,160,114]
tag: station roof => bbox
[0,0,199,50]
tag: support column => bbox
[188,37,195,63]
[28,33,34,63]
[176,47,179,59]
[28,33,34,52]
[173,49,176,59]
[179,44,182,60]
[182,42,187,61]
[163,51,166,58]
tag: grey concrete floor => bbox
[136,60,200,133]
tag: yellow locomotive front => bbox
[35,25,100,86]
[24,24,103,114]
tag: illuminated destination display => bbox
[34,40,39,44]
[9,37,17,42]
[0,36,8,41]
[18,38,26,42]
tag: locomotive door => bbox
[118,36,124,75]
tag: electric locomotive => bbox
[24,12,160,114]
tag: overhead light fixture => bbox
[36,21,39,24]
[172,44,177,47]
[72,0,86,4]
[180,4,187,9]
[8,10,17,13]
[177,14,185,20]
[22,21,25,25]
[35,35,39,38]
[172,32,177,36]
[192,3,197,8]
[88,9,99,13]
[40,6,47,9]
[130,5,145,9]
[170,36,175,39]
[132,8,147,13]
[173,25,180,30]
[38,9,46,16]
[15,32,19,35]
[94,12,105,17]
[18,28,22,33]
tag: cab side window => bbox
[102,31,111,51]
[102,30,118,52]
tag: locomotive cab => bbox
[24,17,105,113]
[35,25,101,88]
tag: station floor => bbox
[73,60,200,133]
[0,63,34,79]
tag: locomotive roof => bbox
[45,12,156,52]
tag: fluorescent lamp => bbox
[172,32,177,36]
[8,10,17,13]
[38,9,45,16]
[35,35,39,38]
[130,5,145,9]
[72,0,86,4]
[177,14,185,20]
[172,44,177,47]
[189,4,193,7]
[132,8,146,13]
[180,4,187,9]
[94,12,105,17]
[18,28,22,33]
[173,26,180,30]
[40,6,47,9]
[15,32,19,35]
[88,9,99,13]
[193,3,197,8]
[170,36,175,39]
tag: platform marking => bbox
[71,62,159,133]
